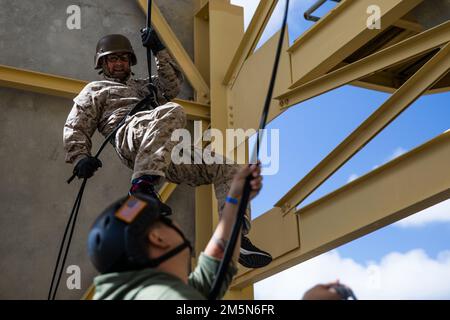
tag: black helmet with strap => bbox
[88,194,191,274]
[94,34,138,70]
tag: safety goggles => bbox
[106,54,130,63]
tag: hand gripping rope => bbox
[207,0,290,300]
[48,0,155,300]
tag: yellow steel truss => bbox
[0,64,210,121]
[276,21,450,108]
[277,40,450,212]
[136,0,210,103]
[233,130,450,288]
[288,0,424,87]
[1,0,449,300]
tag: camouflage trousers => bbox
[114,102,251,233]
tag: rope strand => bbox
[208,0,290,300]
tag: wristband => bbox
[226,196,239,205]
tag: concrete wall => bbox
[0,0,196,299]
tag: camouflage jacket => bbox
[63,49,183,163]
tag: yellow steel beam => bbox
[288,0,423,87]
[195,184,214,253]
[393,19,424,33]
[194,119,214,256]
[194,3,211,87]
[0,64,210,121]
[223,0,278,86]
[0,64,86,99]
[175,99,211,121]
[229,29,291,132]
[195,0,210,11]
[208,0,253,300]
[192,4,217,289]
[375,29,417,53]
[136,0,210,103]
[276,21,450,108]
[275,41,450,210]
[158,182,178,202]
[208,0,244,137]
[81,285,95,300]
[233,131,450,288]
[224,285,254,300]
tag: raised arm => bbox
[141,27,183,101]
[187,164,263,298]
[205,164,263,262]
[153,49,183,101]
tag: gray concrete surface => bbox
[0,0,194,99]
[0,0,197,299]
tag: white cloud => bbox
[378,147,407,168]
[230,0,260,29]
[255,249,450,300]
[389,147,407,160]
[395,199,450,228]
[347,147,407,186]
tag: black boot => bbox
[129,175,172,215]
[239,236,272,268]
[129,175,161,196]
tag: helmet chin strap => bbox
[146,218,193,268]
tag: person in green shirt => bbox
[88,164,263,300]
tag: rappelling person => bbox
[63,29,272,269]
[88,164,262,299]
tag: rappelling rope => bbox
[208,0,290,300]
[48,0,155,300]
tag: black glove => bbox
[73,156,102,179]
[141,27,166,54]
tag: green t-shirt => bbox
[93,253,238,300]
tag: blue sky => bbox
[231,0,450,299]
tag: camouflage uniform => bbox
[63,49,251,232]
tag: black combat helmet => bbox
[88,194,191,274]
[94,34,137,69]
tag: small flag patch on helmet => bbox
[115,196,147,224]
